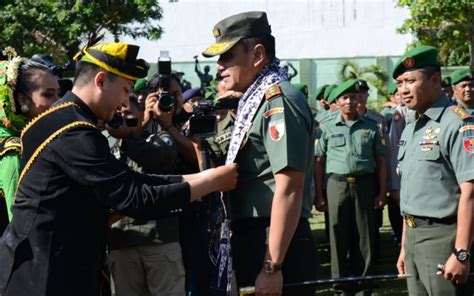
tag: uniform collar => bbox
[423,94,451,122]
[335,112,362,125]
[59,91,98,125]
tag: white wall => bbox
[120,0,413,62]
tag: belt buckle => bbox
[405,215,417,228]
[347,176,356,184]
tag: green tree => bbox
[339,60,389,109]
[0,0,163,63]
[396,0,474,69]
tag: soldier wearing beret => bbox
[315,79,387,296]
[441,75,454,100]
[451,69,474,114]
[0,42,238,296]
[394,46,474,295]
[202,11,318,295]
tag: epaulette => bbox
[265,84,282,101]
[450,106,473,121]
[0,136,21,157]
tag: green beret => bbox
[450,69,474,85]
[292,83,308,98]
[392,45,440,79]
[134,78,148,92]
[328,79,360,104]
[202,11,272,58]
[74,42,149,81]
[324,84,337,101]
[388,81,397,96]
[315,85,329,100]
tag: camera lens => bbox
[158,93,176,112]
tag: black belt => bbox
[329,173,373,184]
[404,215,457,228]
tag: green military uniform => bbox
[230,81,314,220]
[451,69,474,114]
[315,80,386,295]
[394,46,474,295]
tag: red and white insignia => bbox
[402,56,415,68]
[269,119,285,141]
[463,136,474,153]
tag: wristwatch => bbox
[453,248,471,263]
[262,260,282,274]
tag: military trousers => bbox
[327,173,376,295]
[231,218,319,296]
[404,221,474,296]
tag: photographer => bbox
[106,94,185,296]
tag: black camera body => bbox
[156,52,176,112]
[189,97,239,138]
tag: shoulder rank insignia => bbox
[451,106,472,121]
[265,84,282,101]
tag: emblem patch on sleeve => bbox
[263,107,284,118]
[269,119,285,141]
[463,136,474,153]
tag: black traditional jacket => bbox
[0,92,190,296]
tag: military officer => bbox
[315,79,387,296]
[202,11,318,296]
[355,79,389,262]
[380,82,400,132]
[451,69,474,113]
[394,46,474,295]
[0,42,238,296]
[314,84,330,123]
[441,75,454,100]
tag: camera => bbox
[188,96,239,138]
[156,51,176,112]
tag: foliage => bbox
[396,0,474,68]
[0,0,163,63]
[339,60,389,105]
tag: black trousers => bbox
[231,218,319,296]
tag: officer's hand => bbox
[152,98,174,129]
[396,246,406,275]
[374,193,387,209]
[255,270,283,296]
[315,196,328,212]
[143,92,159,126]
[437,254,470,285]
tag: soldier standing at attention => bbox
[450,69,474,114]
[315,79,387,296]
[395,46,474,295]
[202,11,318,295]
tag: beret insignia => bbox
[213,28,221,38]
[402,56,415,68]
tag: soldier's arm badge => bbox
[463,136,474,153]
[269,119,285,141]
